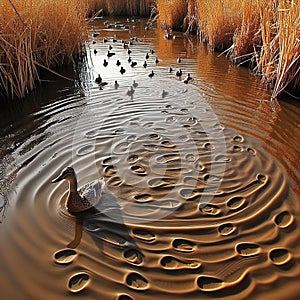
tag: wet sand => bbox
[0,18,300,300]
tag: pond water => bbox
[0,18,300,300]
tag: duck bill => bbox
[51,173,64,183]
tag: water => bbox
[0,18,299,300]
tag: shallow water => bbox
[0,18,300,300]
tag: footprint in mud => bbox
[227,196,247,211]
[274,211,294,228]
[232,145,243,152]
[113,129,126,135]
[199,203,221,216]
[246,147,256,155]
[160,256,201,270]
[133,194,153,203]
[126,272,149,290]
[233,135,244,143]
[76,144,94,156]
[117,295,133,300]
[142,122,154,128]
[102,156,120,166]
[127,154,140,164]
[204,142,215,150]
[148,177,175,189]
[166,116,176,123]
[214,154,231,162]
[53,249,78,265]
[106,176,123,187]
[256,173,267,184]
[126,134,137,142]
[197,275,224,292]
[103,165,118,176]
[235,243,261,257]
[161,140,176,148]
[218,223,236,236]
[132,229,156,243]
[114,141,130,154]
[68,272,90,293]
[172,239,196,252]
[149,133,161,140]
[185,153,197,162]
[123,249,144,265]
[269,248,291,266]
[130,165,148,176]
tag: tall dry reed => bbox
[0,0,88,99]
[157,0,300,98]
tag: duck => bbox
[120,66,126,74]
[155,57,159,64]
[183,73,192,84]
[126,86,135,97]
[145,53,149,60]
[114,80,119,89]
[148,70,154,78]
[94,49,98,55]
[116,59,121,66]
[131,61,137,67]
[107,50,115,57]
[103,59,108,67]
[176,69,182,77]
[127,48,132,55]
[177,57,182,63]
[143,61,147,68]
[95,74,102,84]
[52,167,104,214]
[132,80,138,88]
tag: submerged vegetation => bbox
[0,0,299,100]
[157,0,300,99]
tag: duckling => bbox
[107,50,115,57]
[128,56,132,63]
[120,66,126,74]
[114,80,119,89]
[52,167,104,214]
[108,45,113,50]
[148,70,154,78]
[133,80,138,88]
[177,57,182,63]
[95,74,102,84]
[169,67,173,73]
[145,53,149,60]
[103,59,108,67]
[176,69,182,77]
[183,73,192,84]
[127,48,132,55]
[155,57,159,64]
[143,61,147,68]
[94,49,98,55]
[126,86,135,97]
[131,61,137,67]
[161,90,168,98]
[116,59,121,66]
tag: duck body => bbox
[52,167,104,214]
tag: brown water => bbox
[0,18,300,300]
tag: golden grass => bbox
[157,0,300,98]
[0,0,88,99]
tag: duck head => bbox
[52,167,77,183]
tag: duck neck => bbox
[67,175,78,193]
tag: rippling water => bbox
[0,18,300,300]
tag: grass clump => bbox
[157,0,300,98]
[0,0,88,99]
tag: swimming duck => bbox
[95,74,102,84]
[116,59,121,66]
[131,61,137,67]
[120,66,126,74]
[52,167,104,214]
[183,73,192,84]
[103,59,108,67]
[155,57,159,64]
[148,70,154,78]
[143,61,147,68]
[145,53,149,60]
[107,50,115,57]
[176,69,182,77]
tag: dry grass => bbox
[87,0,152,17]
[157,0,300,98]
[0,0,88,99]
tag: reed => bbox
[0,0,88,99]
[157,0,300,98]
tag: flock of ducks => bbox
[92,30,193,91]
